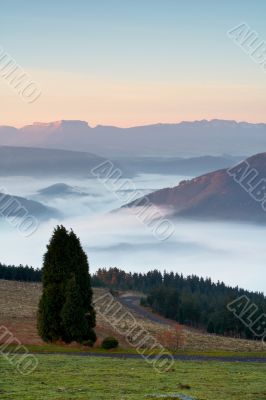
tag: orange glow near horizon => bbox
[1,70,265,128]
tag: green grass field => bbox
[5,342,266,359]
[1,354,266,400]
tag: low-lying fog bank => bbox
[0,173,265,293]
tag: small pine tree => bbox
[37,225,96,344]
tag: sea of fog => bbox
[0,173,265,293]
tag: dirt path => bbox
[29,351,266,363]
[118,295,173,326]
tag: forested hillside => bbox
[0,263,41,282]
[92,268,266,339]
[2,264,266,340]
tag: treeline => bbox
[92,268,266,339]
[91,268,163,291]
[2,264,266,339]
[0,263,41,282]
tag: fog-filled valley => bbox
[2,3,266,399]
[1,160,266,293]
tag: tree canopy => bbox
[37,226,96,344]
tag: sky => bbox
[1,0,266,127]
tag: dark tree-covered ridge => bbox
[0,263,41,282]
[2,263,266,340]
[92,267,266,340]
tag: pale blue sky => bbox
[1,0,266,126]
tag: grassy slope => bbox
[1,279,266,353]
[1,355,266,400]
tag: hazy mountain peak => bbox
[1,119,266,156]
[28,120,90,129]
[37,183,87,197]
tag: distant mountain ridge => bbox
[118,155,243,176]
[0,146,242,179]
[1,119,266,157]
[0,146,114,177]
[0,193,59,220]
[37,183,87,198]
[123,152,266,224]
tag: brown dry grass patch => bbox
[0,279,264,352]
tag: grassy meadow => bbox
[0,354,266,400]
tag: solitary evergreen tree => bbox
[37,226,96,343]
[61,276,94,343]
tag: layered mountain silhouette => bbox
[37,183,87,198]
[0,145,242,178]
[0,193,59,220]
[119,155,243,176]
[0,146,113,177]
[1,119,266,157]
[123,153,266,224]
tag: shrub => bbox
[82,340,94,347]
[101,336,119,350]
[156,324,185,351]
